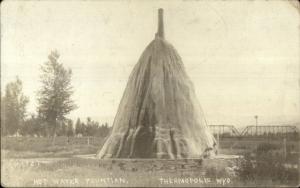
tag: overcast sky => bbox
[1,0,299,128]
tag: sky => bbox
[1,0,299,128]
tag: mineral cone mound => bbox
[97,9,216,159]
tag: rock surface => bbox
[97,37,216,159]
[97,9,216,159]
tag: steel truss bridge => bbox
[209,125,299,137]
[209,125,240,136]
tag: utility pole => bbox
[254,115,258,136]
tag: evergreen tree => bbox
[2,77,29,135]
[75,118,82,136]
[37,50,77,144]
[67,119,74,137]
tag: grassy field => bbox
[1,136,105,158]
[1,136,299,187]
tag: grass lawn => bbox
[1,136,299,187]
[1,136,104,158]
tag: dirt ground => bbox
[2,156,240,187]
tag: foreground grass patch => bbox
[2,157,239,187]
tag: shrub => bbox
[236,151,298,185]
[205,166,229,178]
[256,142,279,154]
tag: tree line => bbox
[15,115,111,138]
[1,50,111,140]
